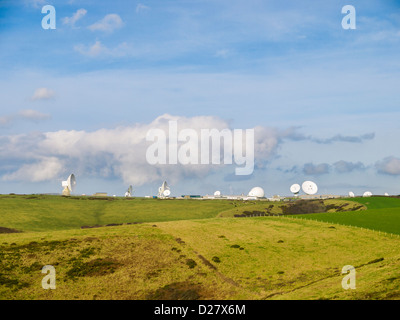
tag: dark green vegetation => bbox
[217,199,366,218]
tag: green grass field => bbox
[0,195,250,232]
[291,197,400,235]
[0,195,400,300]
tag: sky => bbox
[0,0,399,197]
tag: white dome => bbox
[248,187,265,198]
[363,191,372,197]
[214,191,221,196]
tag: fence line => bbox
[238,212,400,239]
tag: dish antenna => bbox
[214,191,221,196]
[363,191,372,197]
[290,184,301,196]
[348,191,355,198]
[163,189,171,197]
[302,181,318,195]
[384,192,389,197]
[248,187,265,198]
[125,185,133,197]
[61,174,76,196]
[158,181,170,198]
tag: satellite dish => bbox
[348,191,355,198]
[302,181,318,195]
[248,187,265,198]
[384,192,389,197]
[290,184,301,195]
[158,181,170,198]
[61,174,76,196]
[163,189,171,197]
[214,191,221,196]
[125,185,133,197]
[363,191,372,197]
[67,174,76,192]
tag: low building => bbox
[93,192,108,197]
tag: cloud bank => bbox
[0,113,392,187]
[284,128,375,144]
[376,157,400,175]
[0,114,282,184]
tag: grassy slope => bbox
[0,195,250,232]
[294,197,400,235]
[1,195,400,300]
[217,199,366,218]
[1,217,400,300]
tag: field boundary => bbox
[241,214,400,239]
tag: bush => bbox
[282,200,327,215]
[186,259,197,269]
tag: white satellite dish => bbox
[61,174,76,196]
[163,189,171,197]
[125,185,133,197]
[363,191,372,197]
[158,181,170,198]
[214,191,221,196]
[384,192,389,197]
[290,184,301,195]
[248,187,265,198]
[348,191,355,198]
[302,181,318,195]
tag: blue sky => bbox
[0,0,399,197]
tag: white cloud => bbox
[0,116,13,127]
[88,14,123,33]
[136,3,150,13]
[376,157,400,175]
[62,8,87,27]
[215,49,229,58]
[74,41,105,57]
[0,110,51,127]
[0,114,282,185]
[74,41,130,57]
[2,157,63,182]
[25,0,45,8]
[18,109,51,121]
[31,87,55,101]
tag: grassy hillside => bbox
[0,217,399,300]
[1,195,400,300]
[0,195,249,232]
[350,196,400,209]
[217,199,366,218]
